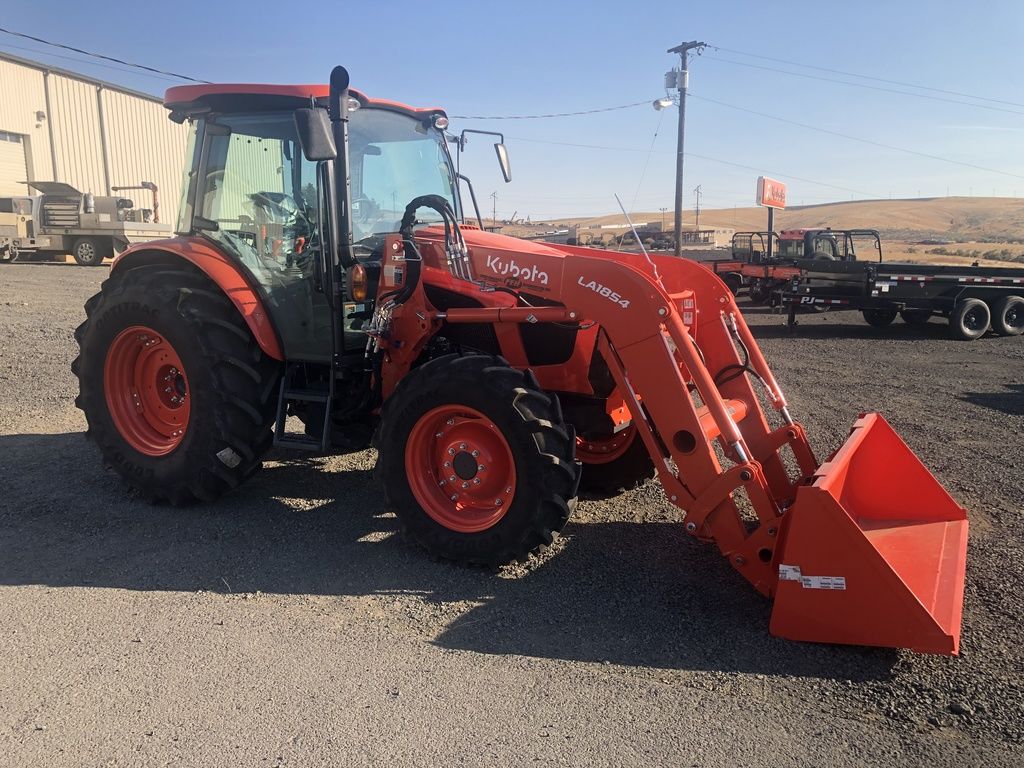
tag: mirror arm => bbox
[456,173,484,229]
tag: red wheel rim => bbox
[103,325,190,457]
[405,405,516,533]
[576,424,636,465]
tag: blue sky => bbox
[4,0,1024,219]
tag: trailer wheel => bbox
[576,424,655,495]
[949,298,990,340]
[720,272,742,295]
[375,354,579,567]
[72,237,110,266]
[900,308,932,326]
[862,308,897,328]
[72,262,281,503]
[990,295,1024,336]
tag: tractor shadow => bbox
[0,431,896,682]
[959,382,1024,416]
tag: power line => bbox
[0,26,209,83]
[701,54,1024,117]
[0,42,182,84]
[507,135,881,198]
[629,108,665,212]
[689,93,1024,180]
[711,45,1024,109]
[449,100,650,120]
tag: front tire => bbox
[862,308,897,328]
[73,237,111,266]
[990,295,1024,336]
[900,308,932,326]
[73,262,281,503]
[949,298,990,341]
[576,425,654,495]
[375,354,580,566]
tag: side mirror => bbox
[294,108,337,161]
[494,143,511,183]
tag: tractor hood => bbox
[421,225,567,258]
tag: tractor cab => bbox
[164,76,510,449]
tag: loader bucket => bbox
[770,413,968,655]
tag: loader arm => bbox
[379,231,968,655]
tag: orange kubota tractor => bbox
[73,67,968,654]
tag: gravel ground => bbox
[1,262,1022,767]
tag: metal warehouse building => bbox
[0,52,188,218]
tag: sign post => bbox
[756,176,787,260]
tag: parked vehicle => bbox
[0,182,170,266]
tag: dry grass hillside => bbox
[547,197,1024,242]
[521,197,1024,268]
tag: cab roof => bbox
[163,83,446,120]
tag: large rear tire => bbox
[72,262,281,503]
[375,354,579,566]
[576,424,654,495]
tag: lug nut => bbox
[459,443,467,450]
[495,499,503,506]
[462,482,469,489]
[685,522,697,532]
[471,450,479,457]
[448,448,455,455]
[449,475,456,482]
[450,494,458,502]
[478,464,485,471]
[473,478,480,485]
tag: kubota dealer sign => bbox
[756,176,787,209]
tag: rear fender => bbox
[111,237,284,360]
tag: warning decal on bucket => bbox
[778,564,846,590]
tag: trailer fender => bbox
[110,237,284,360]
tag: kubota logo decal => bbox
[578,276,630,309]
[483,255,549,285]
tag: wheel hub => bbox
[405,405,516,533]
[452,450,479,480]
[103,325,190,456]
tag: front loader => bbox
[72,66,968,655]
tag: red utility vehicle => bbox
[72,67,968,654]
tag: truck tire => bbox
[949,298,990,341]
[375,354,579,567]
[720,272,743,295]
[72,237,110,266]
[900,308,932,326]
[862,308,897,328]
[990,295,1024,336]
[576,425,654,495]
[72,262,281,503]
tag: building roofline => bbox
[0,49,164,103]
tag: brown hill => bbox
[544,197,1024,243]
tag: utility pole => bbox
[489,191,497,226]
[667,40,706,257]
[693,184,702,232]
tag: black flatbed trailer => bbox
[779,258,1024,340]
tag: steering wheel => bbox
[351,195,385,240]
